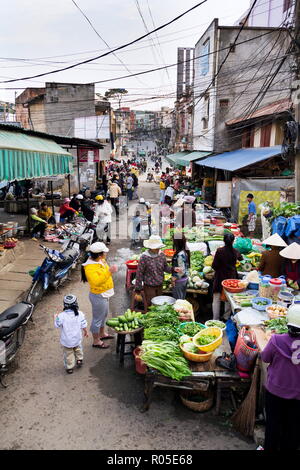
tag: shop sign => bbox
[78,148,99,163]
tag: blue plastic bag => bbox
[226,317,238,352]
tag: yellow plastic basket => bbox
[193,327,223,353]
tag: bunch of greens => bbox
[264,317,288,334]
[270,203,300,222]
[140,341,191,381]
[142,304,180,329]
[181,322,204,337]
[195,334,217,346]
[190,252,205,272]
[144,326,179,342]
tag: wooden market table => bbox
[142,333,250,413]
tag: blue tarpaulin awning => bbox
[195,146,282,171]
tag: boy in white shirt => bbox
[54,295,88,374]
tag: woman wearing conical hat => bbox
[280,242,300,291]
[258,234,287,278]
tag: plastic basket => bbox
[180,344,212,363]
[222,279,248,293]
[193,327,223,353]
[234,327,258,373]
[133,347,147,374]
[125,259,139,270]
[251,297,272,311]
[177,322,206,336]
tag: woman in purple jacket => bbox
[261,306,300,450]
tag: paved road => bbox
[0,181,255,450]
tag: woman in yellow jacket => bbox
[82,242,118,348]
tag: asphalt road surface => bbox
[0,180,255,450]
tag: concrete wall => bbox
[43,83,95,137]
[29,99,47,133]
[213,27,291,153]
[193,19,218,151]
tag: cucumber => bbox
[241,301,252,307]
[118,315,126,323]
[123,323,129,331]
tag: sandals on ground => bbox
[92,343,110,349]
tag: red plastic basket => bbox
[125,259,139,270]
[133,347,147,374]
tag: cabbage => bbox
[179,335,192,344]
[203,266,213,274]
[192,276,201,283]
[183,343,199,354]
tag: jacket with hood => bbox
[261,333,300,400]
[82,259,114,295]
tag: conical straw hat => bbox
[262,233,287,247]
[279,242,300,260]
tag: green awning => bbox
[176,151,212,167]
[0,130,73,182]
[165,152,190,167]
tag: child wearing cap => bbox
[54,295,88,374]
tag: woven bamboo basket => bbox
[180,390,214,412]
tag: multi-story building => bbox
[236,0,294,27]
[172,47,194,152]
[192,19,291,153]
[16,82,96,136]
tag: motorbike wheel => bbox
[27,280,44,306]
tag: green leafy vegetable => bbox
[140,341,191,381]
[195,334,217,346]
[144,326,179,342]
[264,317,288,334]
[180,322,205,336]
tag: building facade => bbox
[192,20,291,153]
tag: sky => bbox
[0,0,250,111]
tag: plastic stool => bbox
[126,268,137,290]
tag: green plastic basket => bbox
[177,322,206,336]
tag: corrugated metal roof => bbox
[195,146,282,172]
[226,98,292,126]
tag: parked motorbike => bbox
[26,240,80,306]
[0,301,34,387]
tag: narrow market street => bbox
[0,179,255,451]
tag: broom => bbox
[231,358,261,437]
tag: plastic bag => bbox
[233,237,253,255]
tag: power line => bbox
[70,0,146,86]
[0,0,208,84]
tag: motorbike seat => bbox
[0,302,33,338]
[57,247,78,262]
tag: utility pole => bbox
[294,0,300,201]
